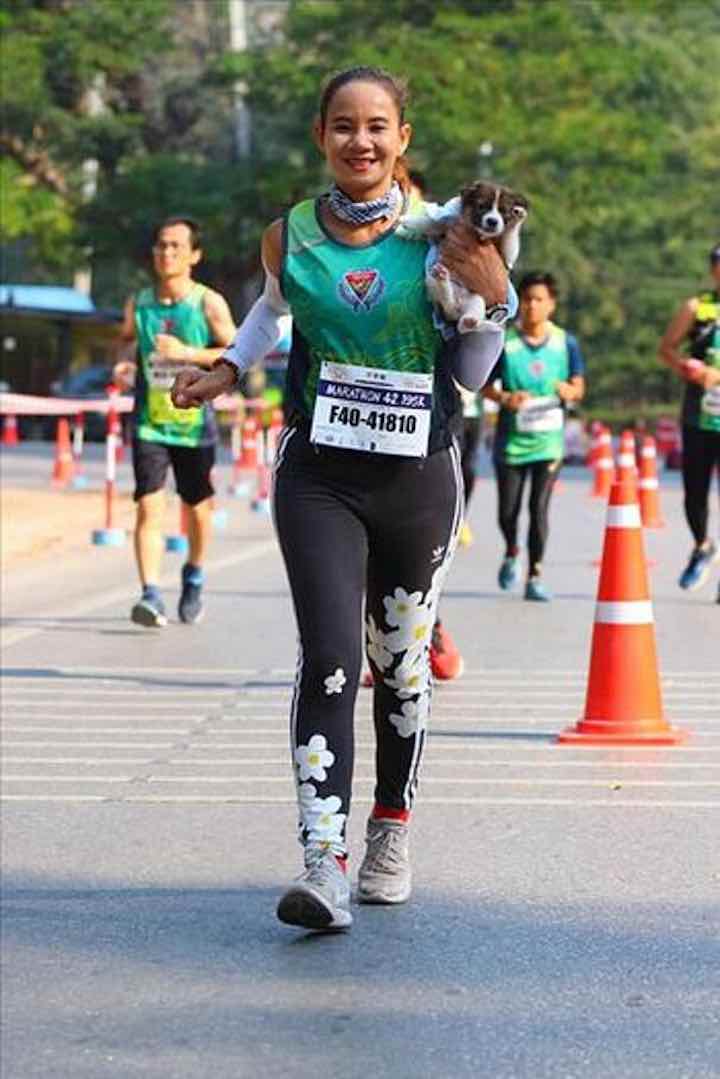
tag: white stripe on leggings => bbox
[404,438,465,809]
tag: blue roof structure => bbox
[0,284,97,314]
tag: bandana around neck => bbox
[327,181,403,226]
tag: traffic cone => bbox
[638,435,664,528]
[616,429,637,488]
[2,413,19,446]
[51,417,75,487]
[591,427,614,499]
[558,481,688,745]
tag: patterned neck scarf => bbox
[327,181,403,226]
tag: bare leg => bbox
[135,490,165,586]
[186,497,213,567]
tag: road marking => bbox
[3,795,715,808]
[0,540,279,649]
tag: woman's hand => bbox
[440,223,509,307]
[555,380,576,402]
[112,360,136,391]
[171,364,236,408]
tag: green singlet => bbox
[280,197,460,453]
[134,283,215,447]
[495,323,571,465]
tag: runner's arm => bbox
[171,222,286,407]
[153,289,236,367]
[658,299,701,378]
[112,297,138,388]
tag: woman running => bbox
[171,66,512,931]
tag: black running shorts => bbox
[132,438,215,505]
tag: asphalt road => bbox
[2,444,719,1079]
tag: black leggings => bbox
[461,417,482,506]
[494,457,561,574]
[682,425,720,546]
[273,428,463,858]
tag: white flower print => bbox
[366,614,394,671]
[383,587,425,628]
[384,649,429,699]
[388,693,430,739]
[384,600,434,656]
[294,734,335,782]
[298,784,347,846]
[324,667,346,695]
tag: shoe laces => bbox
[303,847,341,888]
[364,823,408,876]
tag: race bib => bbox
[147,354,197,426]
[700,386,720,418]
[310,361,433,457]
[516,395,563,434]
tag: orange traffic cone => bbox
[51,417,75,487]
[616,429,637,488]
[591,427,614,499]
[2,413,19,446]
[638,435,664,528]
[558,481,688,745]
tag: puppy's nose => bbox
[481,213,503,232]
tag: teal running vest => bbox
[134,283,215,447]
[496,323,570,465]
[280,198,459,451]
[685,291,720,433]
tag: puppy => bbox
[401,181,529,333]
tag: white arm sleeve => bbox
[222,272,290,375]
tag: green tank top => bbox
[695,293,720,433]
[499,323,570,464]
[281,198,456,449]
[134,283,215,447]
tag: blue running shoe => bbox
[131,589,167,628]
[498,554,520,591]
[178,563,204,625]
[524,577,552,602]
[678,541,718,591]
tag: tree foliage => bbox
[2,0,719,409]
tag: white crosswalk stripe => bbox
[1,667,718,806]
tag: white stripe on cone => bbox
[595,600,654,624]
[606,504,642,528]
[639,478,659,489]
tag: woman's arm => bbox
[171,222,285,408]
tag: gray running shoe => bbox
[276,847,352,931]
[357,817,412,905]
[130,594,167,628]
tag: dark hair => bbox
[710,243,720,266]
[519,271,558,299]
[318,67,411,191]
[408,169,427,194]
[152,216,202,250]
[319,66,409,127]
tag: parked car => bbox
[47,364,124,441]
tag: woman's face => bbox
[315,80,411,200]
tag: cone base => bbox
[557,722,689,746]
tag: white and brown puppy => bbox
[401,181,529,333]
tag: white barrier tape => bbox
[606,504,641,528]
[595,600,654,625]
[0,392,269,417]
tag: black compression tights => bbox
[273,428,463,859]
[682,425,720,546]
[494,458,561,575]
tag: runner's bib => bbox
[310,361,433,457]
[515,395,563,434]
[700,386,720,418]
[147,355,196,426]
